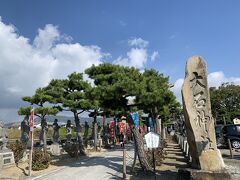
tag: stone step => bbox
[165,154,186,158]
[167,143,179,146]
[165,148,182,151]
[165,150,184,154]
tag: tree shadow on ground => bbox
[49,145,133,179]
[129,170,190,180]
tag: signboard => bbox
[144,132,160,149]
[131,112,139,128]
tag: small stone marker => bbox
[0,151,15,168]
[182,56,225,171]
[0,122,15,169]
[145,132,160,149]
[50,144,61,156]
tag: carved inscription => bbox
[3,153,12,158]
[190,72,214,150]
[4,158,11,164]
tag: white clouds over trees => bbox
[0,19,105,121]
[172,71,240,103]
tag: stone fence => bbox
[175,133,192,163]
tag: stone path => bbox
[159,141,189,171]
[130,138,190,180]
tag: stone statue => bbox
[84,121,89,139]
[20,116,30,143]
[97,122,101,134]
[66,120,72,143]
[53,119,60,144]
[91,122,94,140]
[0,121,8,151]
[182,56,224,171]
[39,118,48,147]
[75,119,82,142]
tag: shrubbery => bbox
[8,141,27,165]
[32,149,51,171]
[64,143,86,157]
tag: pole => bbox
[123,148,126,179]
[123,119,127,179]
[152,149,155,173]
[223,116,234,158]
[28,108,34,176]
[29,131,33,176]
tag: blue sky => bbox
[0,0,240,122]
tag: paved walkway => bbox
[32,145,134,180]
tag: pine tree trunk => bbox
[131,126,152,172]
[93,109,98,151]
[155,118,161,134]
[127,113,152,172]
[73,110,85,154]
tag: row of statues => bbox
[20,117,98,145]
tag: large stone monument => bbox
[182,56,225,171]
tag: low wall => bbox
[175,134,191,163]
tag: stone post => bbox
[182,56,225,171]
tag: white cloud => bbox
[114,48,148,69]
[33,24,60,52]
[114,37,157,69]
[128,37,149,48]
[150,51,159,61]
[172,71,240,103]
[0,19,105,122]
[172,78,184,103]
[208,71,240,87]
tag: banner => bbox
[148,117,154,129]
[131,112,139,128]
[29,108,34,132]
[109,121,115,140]
[119,122,124,134]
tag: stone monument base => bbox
[0,150,15,169]
[199,149,225,171]
[20,150,29,163]
[50,144,61,156]
[178,168,231,180]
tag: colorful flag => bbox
[131,112,139,128]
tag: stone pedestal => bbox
[0,150,15,169]
[50,144,61,156]
[178,168,231,180]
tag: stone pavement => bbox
[31,144,134,180]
